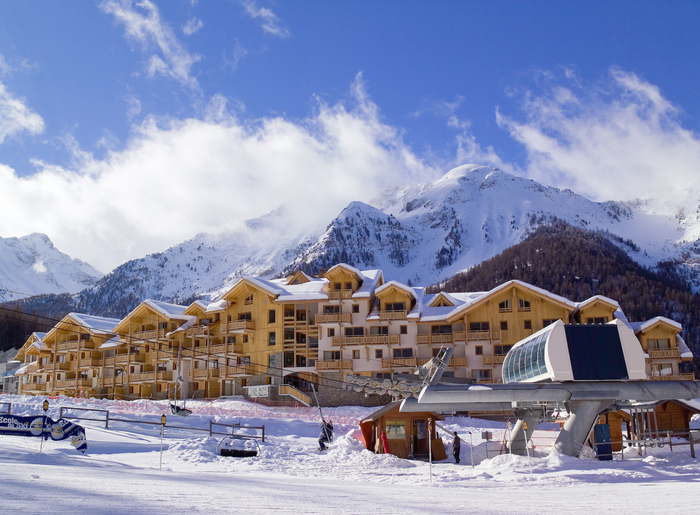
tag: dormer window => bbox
[345,282,352,290]
[499,299,512,312]
[245,294,254,305]
[518,298,531,311]
[334,283,341,290]
[385,302,405,312]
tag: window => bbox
[268,331,276,346]
[239,312,252,321]
[241,378,247,387]
[370,326,389,336]
[375,349,383,359]
[227,336,236,344]
[284,328,295,340]
[269,354,276,367]
[375,372,391,379]
[323,305,340,314]
[500,321,508,331]
[475,346,483,356]
[385,302,405,312]
[648,339,671,350]
[345,327,364,336]
[499,299,512,312]
[494,345,513,356]
[284,352,294,367]
[269,310,276,324]
[471,369,492,380]
[400,325,408,334]
[266,377,272,385]
[324,351,341,361]
[239,357,251,365]
[345,282,352,290]
[158,322,168,330]
[586,317,608,325]
[432,325,453,334]
[243,335,249,343]
[353,350,360,359]
[334,282,341,290]
[327,328,335,338]
[543,319,559,328]
[518,298,531,311]
[386,420,406,439]
[524,320,532,330]
[470,322,489,331]
[393,348,413,358]
[284,306,295,318]
[245,293,254,305]
[352,304,359,313]
[81,352,86,359]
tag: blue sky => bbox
[0,0,699,272]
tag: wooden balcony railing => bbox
[331,335,400,346]
[417,334,454,345]
[221,364,253,377]
[649,374,695,381]
[131,329,166,341]
[279,385,312,405]
[115,353,146,364]
[224,320,255,332]
[56,341,79,351]
[379,311,408,321]
[315,360,353,371]
[189,368,220,380]
[26,383,47,391]
[104,356,116,366]
[483,355,506,365]
[316,313,352,324]
[467,330,501,342]
[647,349,681,360]
[129,372,156,383]
[78,358,101,368]
[26,362,40,373]
[328,290,353,300]
[450,357,468,367]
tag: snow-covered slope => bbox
[0,233,103,301]
[288,165,693,285]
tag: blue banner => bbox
[0,415,88,453]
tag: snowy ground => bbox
[1,395,699,514]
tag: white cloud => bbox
[238,0,289,38]
[183,17,203,35]
[0,74,437,272]
[0,81,45,144]
[100,0,201,89]
[494,67,700,210]
[125,95,141,121]
[0,55,12,76]
[222,40,248,73]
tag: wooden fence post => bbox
[690,432,695,459]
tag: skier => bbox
[318,419,334,451]
[453,431,461,464]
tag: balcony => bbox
[450,357,468,367]
[467,330,501,342]
[382,358,418,368]
[104,356,116,366]
[331,335,400,346]
[316,313,352,324]
[647,349,681,360]
[417,334,454,345]
[221,364,253,377]
[54,362,71,371]
[186,324,219,338]
[56,341,79,352]
[379,311,408,321]
[453,331,467,342]
[26,383,47,391]
[115,353,146,364]
[26,362,40,373]
[224,320,255,332]
[54,378,90,389]
[78,358,101,368]
[190,368,220,380]
[328,290,353,301]
[483,355,506,365]
[315,360,353,371]
[210,343,244,356]
[649,374,695,381]
[99,376,124,387]
[131,329,166,341]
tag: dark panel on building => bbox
[564,325,628,380]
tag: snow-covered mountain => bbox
[14,164,700,316]
[287,165,699,286]
[0,233,103,301]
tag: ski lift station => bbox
[400,320,700,458]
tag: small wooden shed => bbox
[359,402,446,460]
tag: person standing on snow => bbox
[453,431,461,464]
[318,419,334,451]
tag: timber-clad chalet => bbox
[13,263,695,406]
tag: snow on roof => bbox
[99,336,123,349]
[204,299,229,313]
[326,263,363,278]
[677,334,693,359]
[276,279,329,302]
[14,365,27,376]
[32,332,47,340]
[629,316,682,334]
[69,313,121,334]
[30,341,49,353]
[418,291,487,322]
[375,280,415,299]
[143,299,193,320]
[575,295,620,310]
[353,269,383,299]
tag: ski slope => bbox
[0,394,698,514]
